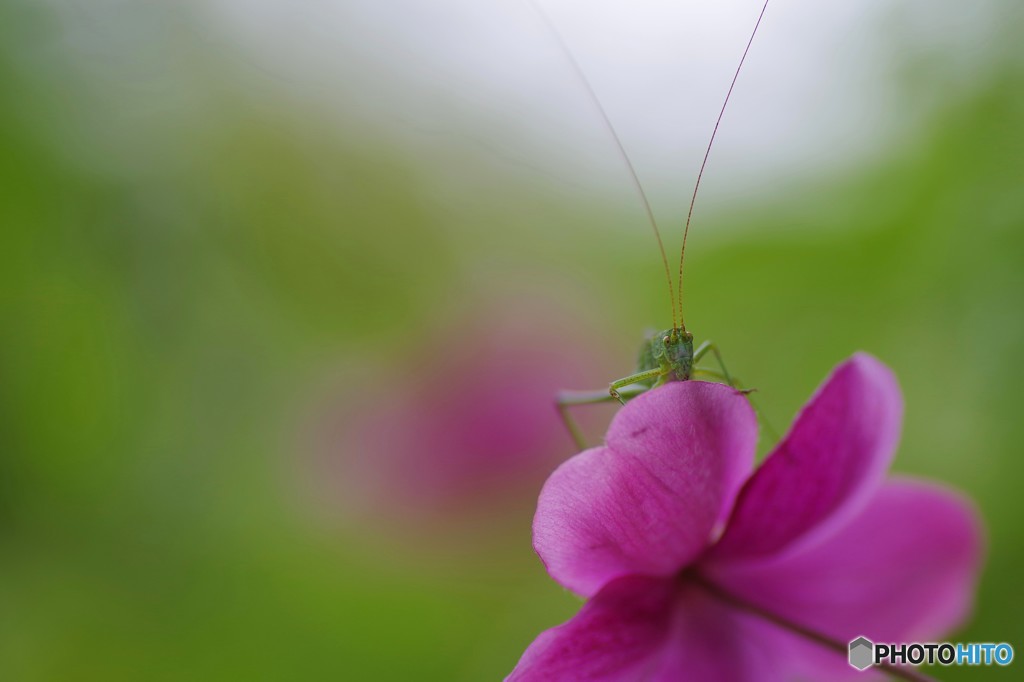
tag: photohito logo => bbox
[848,636,1014,671]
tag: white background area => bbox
[200,0,1000,216]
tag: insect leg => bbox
[692,367,780,444]
[693,340,736,387]
[609,368,665,405]
[556,386,646,450]
[692,367,746,389]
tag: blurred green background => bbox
[2,1,1022,680]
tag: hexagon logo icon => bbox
[848,636,874,671]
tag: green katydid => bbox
[532,0,776,450]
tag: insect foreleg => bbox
[556,387,647,450]
[609,368,665,405]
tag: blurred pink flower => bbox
[311,303,615,525]
[509,354,983,681]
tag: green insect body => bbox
[637,328,694,383]
[609,329,696,402]
[557,328,740,449]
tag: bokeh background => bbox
[3,0,1022,679]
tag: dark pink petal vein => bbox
[705,478,984,645]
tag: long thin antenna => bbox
[528,0,678,330]
[677,0,770,330]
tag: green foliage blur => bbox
[2,2,1022,680]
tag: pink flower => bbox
[508,354,983,681]
[308,300,614,527]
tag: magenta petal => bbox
[506,576,675,682]
[507,578,798,682]
[533,382,757,596]
[648,584,799,682]
[710,353,903,562]
[703,479,984,645]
